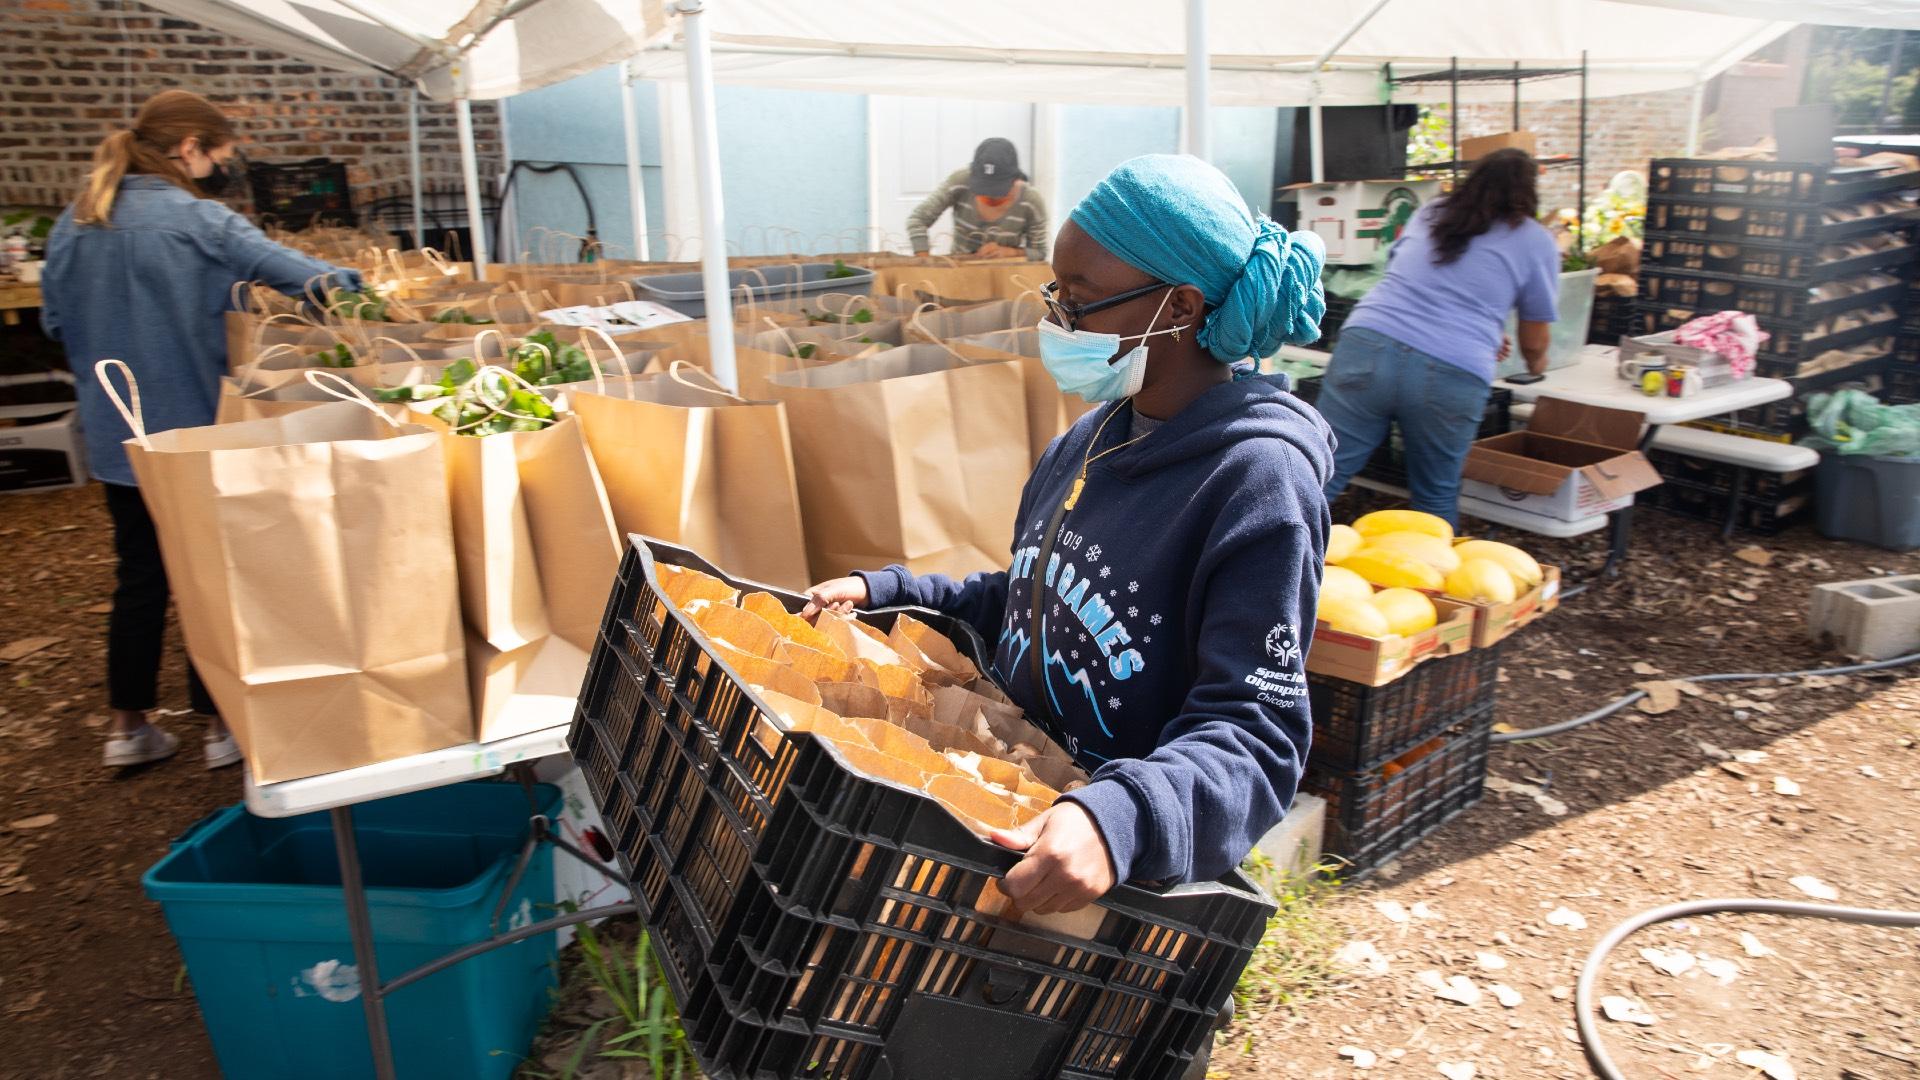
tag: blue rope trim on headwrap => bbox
[1069,154,1327,366]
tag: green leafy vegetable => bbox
[795,343,817,360]
[824,258,859,280]
[431,307,493,325]
[307,342,356,368]
[430,366,559,437]
[325,288,388,323]
[510,330,594,386]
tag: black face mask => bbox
[196,160,241,198]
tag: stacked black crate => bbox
[1636,159,1920,529]
[1892,275,1920,403]
[1299,645,1503,874]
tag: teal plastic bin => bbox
[143,782,561,1080]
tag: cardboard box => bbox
[1307,598,1476,687]
[1461,130,1538,162]
[1461,400,1663,522]
[1276,179,1444,266]
[1425,566,1563,649]
[0,373,85,494]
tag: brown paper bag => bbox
[105,367,471,783]
[951,331,1096,467]
[873,263,1050,307]
[766,344,1028,582]
[740,592,844,657]
[573,368,812,590]
[431,406,619,741]
[657,563,739,610]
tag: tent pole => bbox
[675,0,737,390]
[1310,94,1326,183]
[408,89,425,249]
[621,61,652,261]
[455,96,489,277]
[1685,73,1706,156]
[1184,0,1210,159]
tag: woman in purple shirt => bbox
[1317,150,1561,525]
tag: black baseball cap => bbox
[968,138,1025,198]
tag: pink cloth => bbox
[1674,310,1769,378]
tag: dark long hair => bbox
[1429,148,1539,265]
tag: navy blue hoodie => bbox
[859,375,1333,885]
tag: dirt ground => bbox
[2,481,1917,1078]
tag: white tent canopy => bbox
[630,0,1799,106]
[142,0,667,101]
[1632,0,1920,31]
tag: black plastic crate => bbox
[568,537,1274,1079]
[1308,646,1501,771]
[1888,366,1920,404]
[1639,267,1904,323]
[1643,478,1813,536]
[1590,292,1637,346]
[674,734,1270,1080]
[1645,448,1814,502]
[1644,230,1920,283]
[1301,708,1493,874]
[1646,198,1920,245]
[1318,294,1357,348]
[246,157,353,225]
[1648,160,1825,204]
[1757,346,1894,383]
[1632,302,1897,362]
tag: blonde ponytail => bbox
[72,90,235,226]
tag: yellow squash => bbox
[1368,587,1438,635]
[1453,540,1543,587]
[1352,509,1454,543]
[1445,558,1519,604]
[1366,530,1462,574]
[1327,523,1363,565]
[1318,592,1393,638]
[1342,547,1445,592]
[1320,565,1374,605]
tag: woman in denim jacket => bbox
[42,90,362,771]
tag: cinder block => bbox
[1808,574,1920,660]
[1255,793,1327,881]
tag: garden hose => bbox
[1576,898,1920,1080]
[1490,650,1920,743]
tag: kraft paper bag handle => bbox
[894,282,918,306]
[741,267,774,321]
[421,248,457,278]
[451,366,557,431]
[1008,272,1044,296]
[1010,289,1046,334]
[667,359,746,402]
[244,343,312,385]
[576,324,637,396]
[303,272,338,316]
[471,328,507,366]
[761,316,809,371]
[249,312,320,359]
[303,369,404,429]
[908,302,942,343]
[95,360,152,450]
[372,335,428,368]
[485,292,511,327]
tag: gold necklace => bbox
[1063,404,1150,511]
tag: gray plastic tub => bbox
[631,262,875,319]
[1817,451,1920,551]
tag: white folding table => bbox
[243,725,629,1080]
[1503,345,1794,571]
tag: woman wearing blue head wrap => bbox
[805,155,1335,940]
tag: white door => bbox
[872,97,1036,254]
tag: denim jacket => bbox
[41,176,360,485]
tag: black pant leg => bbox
[102,483,170,713]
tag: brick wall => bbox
[1460,87,1694,216]
[0,0,502,219]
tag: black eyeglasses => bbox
[1041,279,1172,333]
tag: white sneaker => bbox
[204,732,242,770]
[103,725,180,768]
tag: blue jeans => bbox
[1318,327,1493,528]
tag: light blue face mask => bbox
[1035,289,1188,403]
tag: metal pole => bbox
[332,807,397,1080]
[1309,98,1326,183]
[1577,50,1588,253]
[620,61,652,261]
[1184,0,1211,160]
[1686,74,1706,156]
[408,89,425,250]
[455,96,489,276]
[675,0,737,390]
[1450,56,1459,184]
[1512,61,1521,131]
